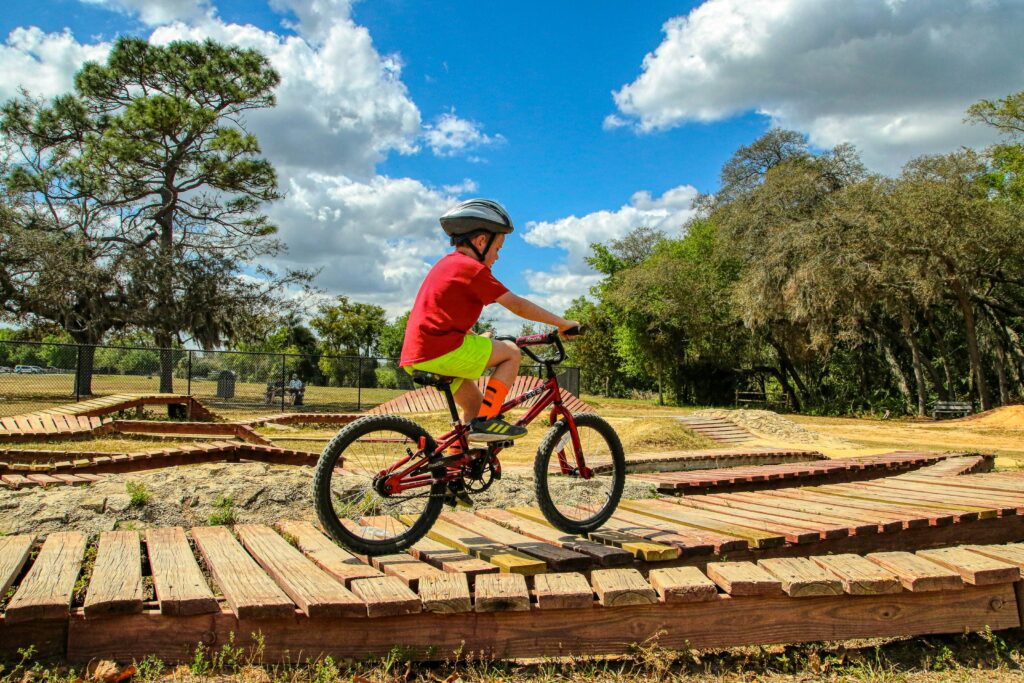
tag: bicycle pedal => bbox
[453,490,474,508]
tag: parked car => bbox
[14,365,43,374]
[0,366,11,373]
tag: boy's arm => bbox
[496,292,579,333]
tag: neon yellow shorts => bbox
[403,335,492,392]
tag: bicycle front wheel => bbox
[534,412,626,534]
[313,414,444,556]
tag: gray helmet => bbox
[440,199,514,238]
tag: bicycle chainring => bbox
[462,453,499,493]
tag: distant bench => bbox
[932,400,972,419]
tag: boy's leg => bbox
[453,381,483,424]
[477,339,521,420]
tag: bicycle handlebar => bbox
[494,326,583,366]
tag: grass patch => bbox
[208,495,237,526]
[126,480,151,508]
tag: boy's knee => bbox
[498,339,519,360]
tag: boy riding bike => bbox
[400,198,579,443]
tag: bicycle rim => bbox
[534,412,625,532]
[314,415,443,553]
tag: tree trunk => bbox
[993,335,1010,406]
[875,330,913,411]
[925,312,958,398]
[899,312,928,417]
[949,277,991,410]
[1003,325,1024,395]
[69,337,97,398]
[155,332,174,393]
[920,354,950,402]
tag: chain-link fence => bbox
[0,339,580,417]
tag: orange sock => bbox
[477,377,509,420]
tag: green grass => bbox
[208,495,237,525]
[126,480,151,508]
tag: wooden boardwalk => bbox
[0,520,1021,661]
[631,451,984,494]
[368,375,593,415]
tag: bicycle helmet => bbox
[440,198,514,261]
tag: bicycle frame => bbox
[380,336,588,496]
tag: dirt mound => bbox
[965,405,1024,429]
[620,419,715,452]
[692,408,849,446]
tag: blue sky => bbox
[2,0,1022,331]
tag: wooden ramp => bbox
[0,521,1021,662]
[0,442,318,481]
[620,446,825,474]
[0,394,219,442]
[368,375,592,415]
[631,451,978,494]
[677,416,754,445]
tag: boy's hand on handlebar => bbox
[559,321,582,338]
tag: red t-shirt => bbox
[400,252,509,366]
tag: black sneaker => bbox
[468,417,527,442]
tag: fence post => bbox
[187,351,192,396]
[357,357,363,412]
[75,345,82,403]
[280,354,286,412]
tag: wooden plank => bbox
[705,561,783,596]
[83,531,144,617]
[64,584,1021,663]
[590,568,657,607]
[508,506,682,560]
[533,572,594,610]
[349,576,420,617]
[811,554,902,595]
[963,543,1024,575]
[190,526,294,619]
[473,573,530,612]
[807,485,967,524]
[860,480,1019,517]
[607,507,747,554]
[145,528,218,616]
[418,573,472,614]
[356,516,496,580]
[866,551,964,592]
[916,547,1021,586]
[0,535,34,599]
[619,499,786,548]
[763,489,921,531]
[844,481,998,519]
[441,511,590,571]
[235,524,365,618]
[5,531,88,622]
[411,516,546,576]
[275,520,383,587]
[722,491,889,535]
[669,497,831,543]
[648,567,718,603]
[476,508,633,566]
[757,557,843,598]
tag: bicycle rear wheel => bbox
[533,412,626,534]
[313,414,444,555]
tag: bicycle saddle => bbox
[411,370,453,387]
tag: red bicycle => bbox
[313,328,626,555]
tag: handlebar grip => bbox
[562,325,582,337]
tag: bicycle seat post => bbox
[441,383,461,424]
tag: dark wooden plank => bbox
[5,531,87,622]
[145,527,218,616]
[413,516,545,575]
[235,524,365,618]
[360,516,497,580]
[473,573,530,612]
[509,505,682,560]
[441,511,590,571]
[83,531,144,617]
[476,508,633,566]
[190,526,294,619]
[619,499,786,548]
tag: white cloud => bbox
[521,185,698,312]
[612,0,1024,171]
[268,172,455,315]
[423,112,504,158]
[0,28,110,102]
[150,7,422,180]
[80,0,213,26]
[441,178,478,195]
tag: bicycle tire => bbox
[313,414,445,556]
[533,412,626,534]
